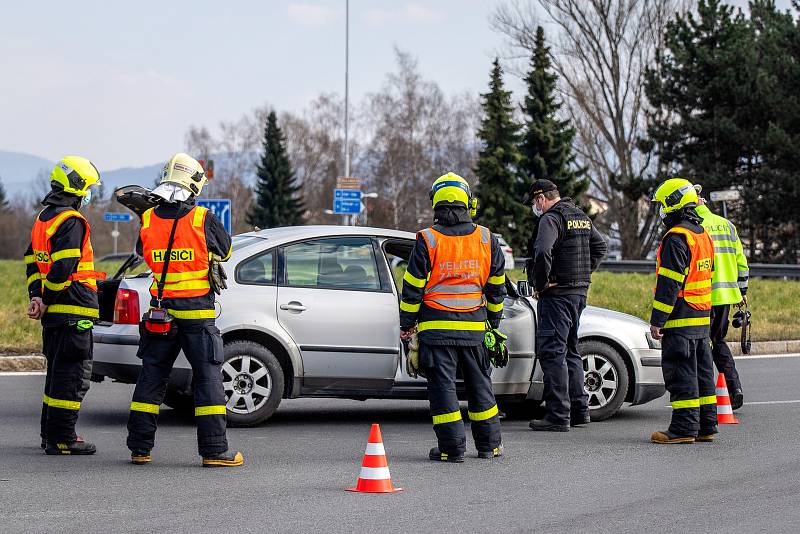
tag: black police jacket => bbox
[529,198,607,296]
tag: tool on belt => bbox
[141,206,185,337]
[484,322,509,368]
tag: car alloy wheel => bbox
[222,355,272,415]
[582,352,619,409]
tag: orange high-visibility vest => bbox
[656,226,714,311]
[30,209,103,293]
[419,225,492,312]
[141,206,211,299]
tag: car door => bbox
[276,236,400,393]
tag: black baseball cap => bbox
[523,179,558,204]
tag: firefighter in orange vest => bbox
[126,153,243,467]
[400,173,506,462]
[25,156,104,455]
[649,178,717,444]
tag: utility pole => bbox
[344,0,350,180]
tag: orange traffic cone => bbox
[346,424,402,493]
[716,373,739,424]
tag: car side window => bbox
[283,237,380,291]
[237,250,275,285]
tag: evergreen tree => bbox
[247,111,304,228]
[520,26,588,203]
[518,26,589,255]
[645,0,800,261]
[0,176,8,211]
[474,58,526,252]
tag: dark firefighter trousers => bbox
[710,305,742,392]
[661,333,717,436]
[127,320,228,457]
[40,325,93,443]
[536,294,589,426]
[421,342,501,455]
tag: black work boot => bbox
[530,419,569,432]
[45,437,97,455]
[429,447,464,463]
[477,445,504,459]
[202,451,244,468]
[730,388,744,411]
[570,413,591,427]
[131,450,152,465]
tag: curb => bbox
[730,340,800,356]
[0,354,45,372]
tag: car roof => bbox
[237,225,416,243]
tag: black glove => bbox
[484,325,509,368]
[209,255,228,295]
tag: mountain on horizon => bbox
[0,150,164,199]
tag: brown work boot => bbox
[202,451,244,468]
[650,431,695,444]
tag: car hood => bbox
[522,297,649,329]
[583,305,650,328]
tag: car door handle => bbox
[280,302,307,312]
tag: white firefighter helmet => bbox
[152,153,207,202]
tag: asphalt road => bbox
[2,355,800,534]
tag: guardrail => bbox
[513,258,800,279]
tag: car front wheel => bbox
[222,340,284,427]
[580,340,629,421]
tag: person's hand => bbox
[27,297,45,320]
[400,327,416,341]
[739,295,748,307]
[650,325,663,340]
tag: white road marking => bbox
[0,371,45,376]
[736,353,800,360]
[744,399,800,405]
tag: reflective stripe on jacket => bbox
[141,206,211,299]
[695,204,749,305]
[419,225,492,313]
[30,209,103,318]
[652,224,714,335]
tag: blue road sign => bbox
[103,212,132,222]
[197,198,232,233]
[333,189,362,214]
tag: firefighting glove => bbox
[209,254,228,295]
[484,326,509,368]
[405,333,424,378]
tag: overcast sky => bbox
[1,0,793,169]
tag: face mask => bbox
[531,198,543,217]
[81,188,93,207]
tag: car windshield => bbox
[232,236,265,251]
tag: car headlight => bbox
[645,331,661,349]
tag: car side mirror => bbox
[516,280,532,298]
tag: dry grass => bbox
[1,262,796,353]
[0,260,125,354]
[507,269,800,342]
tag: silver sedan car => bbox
[92,225,664,426]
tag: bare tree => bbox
[363,49,480,231]
[493,0,688,258]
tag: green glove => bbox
[484,326,509,368]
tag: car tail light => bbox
[114,289,141,324]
